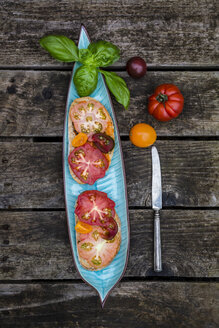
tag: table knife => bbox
[151,146,162,272]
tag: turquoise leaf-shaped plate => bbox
[63,25,130,307]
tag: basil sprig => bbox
[40,35,130,109]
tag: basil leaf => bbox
[79,48,94,65]
[88,41,120,67]
[100,70,130,110]
[40,35,79,62]
[74,65,98,97]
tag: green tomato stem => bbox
[156,93,168,103]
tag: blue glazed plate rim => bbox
[62,24,130,308]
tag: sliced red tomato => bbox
[70,100,108,135]
[68,143,109,185]
[75,190,115,223]
[75,190,117,239]
[77,225,120,268]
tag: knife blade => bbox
[151,146,162,272]
[152,146,162,210]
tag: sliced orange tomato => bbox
[104,153,110,162]
[75,221,93,234]
[105,121,114,136]
[129,123,157,148]
[72,132,88,147]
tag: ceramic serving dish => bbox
[63,25,130,307]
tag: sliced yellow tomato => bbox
[72,132,88,147]
[75,221,93,234]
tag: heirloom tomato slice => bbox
[70,100,108,135]
[75,190,118,240]
[68,143,109,185]
[77,225,120,268]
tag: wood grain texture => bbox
[0,70,218,137]
[0,210,218,279]
[0,0,218,67]
[0,282,218,328]
[0,141,218,209]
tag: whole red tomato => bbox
[148,84,184,121]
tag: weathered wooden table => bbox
[0,1,218,327]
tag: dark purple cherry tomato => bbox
[126,56,147,78]
[100,217,118,240]
[92,133,115,153]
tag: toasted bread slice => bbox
[75,212,121,271]
[68,97,115,184]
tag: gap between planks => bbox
[0,277,218,284]
[0,65,218,71]
[0,136,218,142]
[0,207,219,212]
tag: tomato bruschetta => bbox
[68,97,115,185]
[75,190,121,270]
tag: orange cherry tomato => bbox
[75,221,93,234]
[72,133,88,147]
[129,123,157,148]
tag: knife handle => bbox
[154,210,162,272]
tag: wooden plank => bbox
[0,0,218,67]
[0,141,218,209]
[1,70,218,137]
[0,210,218,279]
[0,282,218,328]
